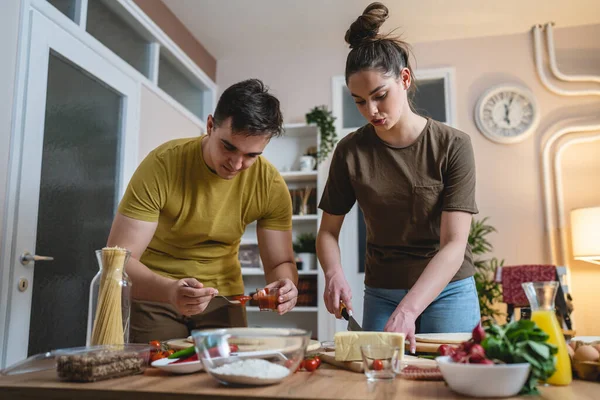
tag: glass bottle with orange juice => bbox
[522,281,572,385]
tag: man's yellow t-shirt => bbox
[118,136,292,296]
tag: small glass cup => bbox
[255,288,279,312]
[360,345,399,380]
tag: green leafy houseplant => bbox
[482,320,558,395]
[305,106,337,165]
[293,233,316,254]
[469,218,504,325]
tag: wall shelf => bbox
[242,121,324,340]
[246,306,318,313]
[282,123,318,137]
[241,268,318,276]
[240,268,264,276]
[297,270,318,275]
[292,214,318,221]
[248,214,318,226]
[280,171,317,182]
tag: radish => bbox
[472,323,485,343]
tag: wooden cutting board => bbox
[319,351,363,373]
[320,351,436,373]
[414,333,470,344]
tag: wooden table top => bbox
[1,366,598,400]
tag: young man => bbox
[106,79,298,343]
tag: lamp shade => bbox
[571,206,600,262]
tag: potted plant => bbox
[305,106,337,165]
[293,233,317,271]
[469,217,505,325]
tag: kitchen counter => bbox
[0,366,597,400]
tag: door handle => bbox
[20,252,54,266]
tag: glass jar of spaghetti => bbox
[86,247,132,346]
[255,288,279,311]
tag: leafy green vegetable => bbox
[482,320,558,395]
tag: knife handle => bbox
[340,302,350,321]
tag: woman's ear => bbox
[401,68,411,90]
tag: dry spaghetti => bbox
[90,247,128,345]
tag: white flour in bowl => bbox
[210,359,290,380]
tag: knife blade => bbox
[341,304,363,331]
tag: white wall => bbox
[138,85,203,160]
[560,141,600,336]
[217,23,600,334]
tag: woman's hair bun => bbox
[344,2,389,49]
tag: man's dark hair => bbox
[213,79,283,138]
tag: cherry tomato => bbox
[372,359,384,371]
[304,358,318,372]
[313,356,321,368]
[297,360,305,372]
[166,349,175,356]
[230,344,239,353]
[149,340,162,350]
[150,351,167,363]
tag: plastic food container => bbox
[1,344,152,382]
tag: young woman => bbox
[317,2,480,352]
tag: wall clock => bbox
[474,84,540,144]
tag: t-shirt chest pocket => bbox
[412,184,444,224]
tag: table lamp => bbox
[571,206,600,265]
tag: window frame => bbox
[36,0,216,128]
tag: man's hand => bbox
[384,307,417,353]
[324,270,352,319]
[264,278,298,315]
[168,278,218,316]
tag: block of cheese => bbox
[334,331,405,361]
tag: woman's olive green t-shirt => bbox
[118,136,292,296]
[319,118,478,289]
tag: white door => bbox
[2,10,139,367]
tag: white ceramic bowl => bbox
[436,356,531,398]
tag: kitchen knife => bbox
[340,303,363,331]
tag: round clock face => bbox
[474,85,540,144]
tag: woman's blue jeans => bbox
[362,276,481,333]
